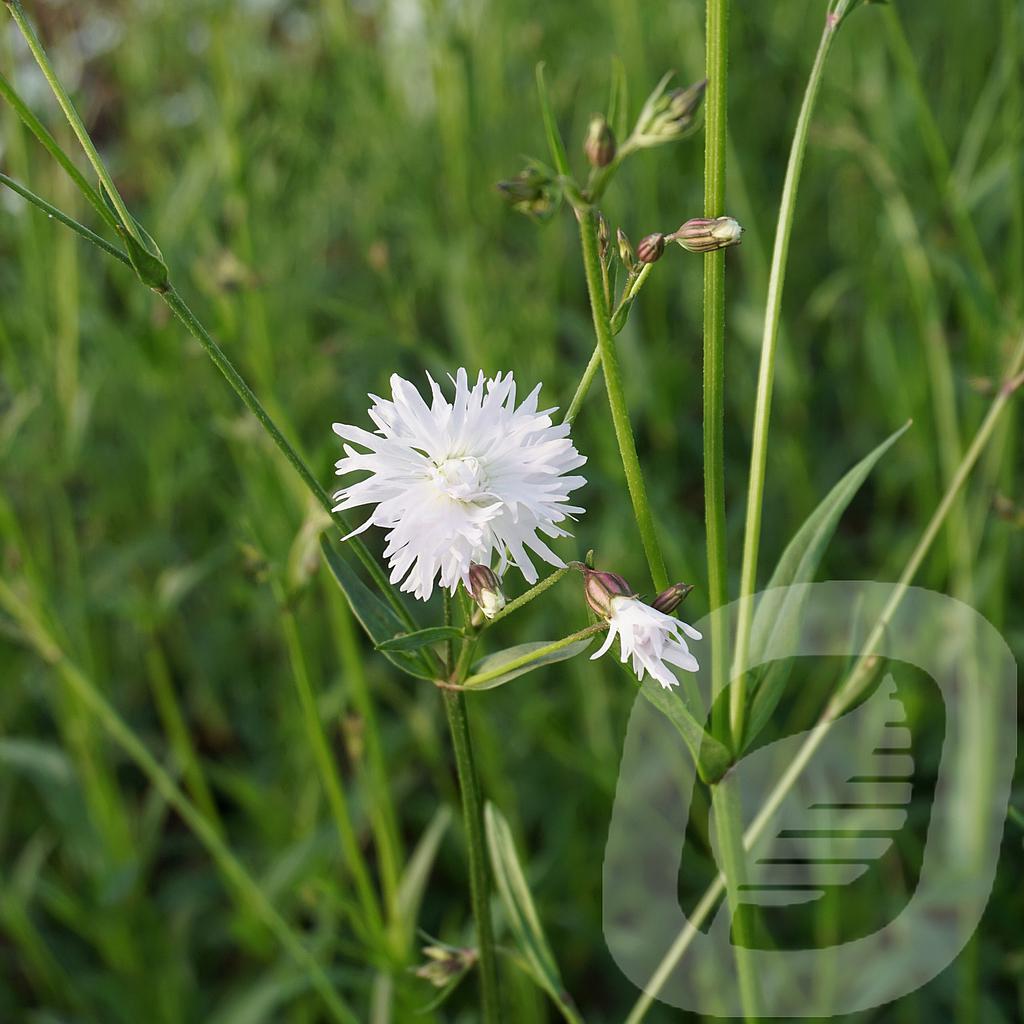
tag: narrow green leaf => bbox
[535,63,571,179]
[376,626,464,653]
[744,421,911,748]
[319,538,436,680]
[463,635,595,690]
[636,677,733,784]
[484,803,584,1024]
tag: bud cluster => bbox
[629,75,707,150]
[415,944,478,988]
[495,164,560,221]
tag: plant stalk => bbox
[731,10,843,747]
[442,689,501,1023]
[578,207,669,591]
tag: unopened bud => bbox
[636,232,666,265]
[616,228,636,271]
[415,944,477,988]
[584,115,616,168]
[597,212,610,263]
[671,216,743,253]
[583,567,634,618]
[495,165,559,221]
[633,75,707,148]
[467,563,505,619]
[651,582,694,615]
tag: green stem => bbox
[0,173,129,266]
[0,581,358,1024]
[482,563,577,627]
[578,208,669,591]
[159,286,413,628]
[565,261,656,426]
[624,330,1024,1024]
[731,9,843,746]
[461,623,604,688]
[710,774,762,1021]
[441,689,500,1023]
[4,0,142,245]
[703,0,731,744]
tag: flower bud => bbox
[671,216,743,253]
[636,232,666,265]
[616,228,636,272]
[597,212,610,263]
[632,74,707,148]
[415,944,477,988]
[651,582,694,615]
[584,114,617,168]
[495,165,560,221]
[467,562,505,619]
[583,567,634,618]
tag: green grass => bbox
[1,0,1022,1021]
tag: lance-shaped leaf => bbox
[744,422,911,749]
[484,803,584,1024]
[462,632,599,690]
[320,537,436,680]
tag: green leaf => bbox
[535,63,571,180]
[743,421,911,748]
[484,803,584,1024]
[319,537,436,680]
[463,637,594,690]
[397,806,451,931]
[99,181,169,289]
[636,676,733,784]
[376,626,465,653]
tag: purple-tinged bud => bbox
[467,563,505,619]
[651,582,695,615]
[583,567,635,618]
[636,232,666,265]
[617,228,636,272]
[671,216,743,254]
[415,944,477,988]
[584,115,617,168]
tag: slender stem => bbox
[0,71,115,229]
[442,690,500,1023]
[5,0,143,245]
[482,563,577,627]
[159,286,414,628]
[731,11,842,746]
[703,0,731,744]
[624,330,1024,1024]
[461,623,605,688]
[710,774,762,1021]
[564,346,603,425]
[610,263,654,334]
[0,582,358,1024]
[0,173,129,266]
[578,208,669,591]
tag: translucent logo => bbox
[604,582,1016,1017]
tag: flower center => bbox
[429,455,488,502]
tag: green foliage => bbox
[0,0,1021,1021]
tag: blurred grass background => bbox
[0,0,1022,1020]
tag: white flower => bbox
[332,369,587,601]
[591,595,701,689]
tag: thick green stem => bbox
[731,11,842,746]
[442,690,500,1023]
[578,208,668,591]
[710,774,762,1021]
[703,0,731,743]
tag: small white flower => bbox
[591,595,701,689]
[332,369,587,601]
